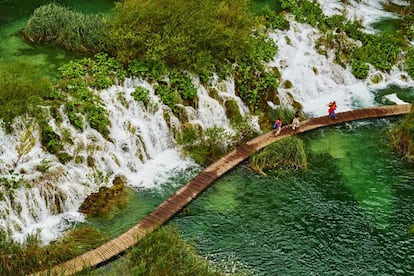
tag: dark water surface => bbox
[172,120,414,275]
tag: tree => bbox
[105,0,256,74]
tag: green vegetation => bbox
[79,224,245,276]
[0,227,106,276]
[388,107,414,164]
[234,36,278,113]
[351,60,370,80]
[0,62,53,132]
[23,3,107,54]
[178,125,235,166]
[249,136,307,175]
[106,0,256,76]
[56,53,126,137]
[132,86,151,106]
[177,120,259,166]
[0,223,245,276]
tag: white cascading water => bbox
[0,75,249,244]
[270,0,413,117]
[0,0,413,244]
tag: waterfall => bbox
[0,76,250,244]
[317,0,407,32]
[267,0,414,117]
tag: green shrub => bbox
[389,107,414,163]
[154,83,178,110]
[169,70,197,101]
[23,3,107,54]
[249,136,307,175]
[351,60,370,79]
[405,48,414,79]
[58,56,116,136]
[178,126,234,166]
[106,0,256,75]
[132,86,150,106]
[128,59,167,81]
[40,123,62,154]
[0,227,106,275]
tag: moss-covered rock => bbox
[224,99,243,124]
[79,175,130,217]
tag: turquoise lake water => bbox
[171,120,414,275]
[89,120,413,275]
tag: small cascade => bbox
[0,75,251,244]
[268,15,414,117]
[317,0,408,33]
[268,21,376,116]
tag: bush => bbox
[106,0,256,75]
[0,227,106,275]
[132,86,150,106]
[249,136,307,175]
[389,107,414,163]
[351,60,370,79]
[23,3,107,54]
[177,126,234,166]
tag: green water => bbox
[80,167,200,240]
[375,85,414,105]
[172,120,414,275]
[0,0,114,79]
[251,0,281,14]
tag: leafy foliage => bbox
[280,0,411,79]
[106,0,256,75]
[233,33,278,113]
[57,54,123,136]
[132,86,150,106]
[177,126,233,166]
[351,60,370,79]
[405,48,414,79]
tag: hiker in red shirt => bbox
[328,101,337,119]
[273,119,282,136]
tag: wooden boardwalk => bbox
[34,104,412,276]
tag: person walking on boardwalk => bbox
[273,119,282,136]
[328,101,337,119]
[292,113,300,130]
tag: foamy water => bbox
[317,0,408,32]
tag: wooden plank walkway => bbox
[34,104,412,276]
